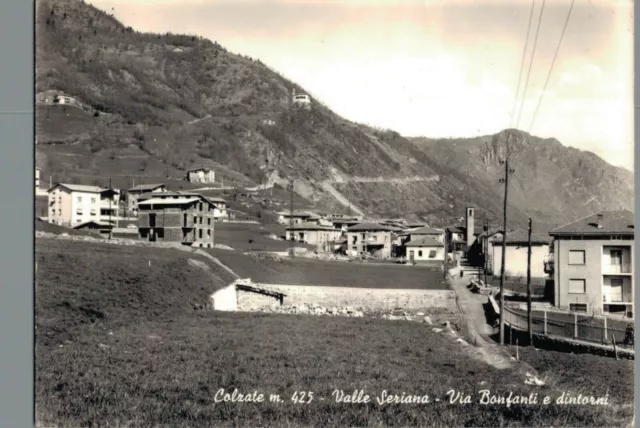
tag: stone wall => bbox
[237,289,281,311]
[251,283,456,311]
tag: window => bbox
[149,214,156,228]
[568,250,585,265]
[199,229,203,239]
[91,198,96,204]
[569,303,587,313]
[58,209,61,215]
[207,229,211,238]
[77,196,82,203]
[194,216,197,225]
[409,250,415,259]
[183,213,188,227]
[418,250,423,257]
[90,209,96,216]
[429,250,437,259]
[371,235,378,242]
[208,218,211,226]
[569,279,586,294]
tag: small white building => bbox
[292,93,311,109]
[404,236,445,262]
[186,168,215,184]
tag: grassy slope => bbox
[35,239,633,427]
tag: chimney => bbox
[465,207,475,246]
[596,213,603,229]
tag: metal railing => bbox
[502,306,632,348]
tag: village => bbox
[35,163,635,349]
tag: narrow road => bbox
[449,269,515,370]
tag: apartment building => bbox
[137,194,219,246]
[126,184,167,215]
[47,184,119,226]
[549,210,634,317]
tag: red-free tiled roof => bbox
[549,210,634,236]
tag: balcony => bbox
[603,293,633,304]
[544,260,554,275]
[603,264,633,275]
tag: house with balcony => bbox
[285,222,342,252]
[126,183,168,216]
[346,222,396,259]
[549,210,634,318]
[47,183,119,227]
[137,194,218,246]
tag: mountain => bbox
[410,131,634,226]
[35,0,634,229]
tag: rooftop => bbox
[128,183,166,192]
[493,229,551,245]
[410,226,443,235]
[347,222,396,232]
[549,210,635,236]
[138,197,200,206]
[49,183,105,193]
[405,236,444,248]
[286,222,339,231]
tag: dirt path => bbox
[449,273,515,370]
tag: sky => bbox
[88,0,634,171]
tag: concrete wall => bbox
[250,283,456,311]
[210,284,238,311]
[554,237,635,315]
[492,244,549,278]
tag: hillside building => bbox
[137,194,220,247]
[186,167,215,184]
[47,183,120,227]
[126,184,167,216]
[549,210,634,317]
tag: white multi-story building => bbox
[47,183,120,226]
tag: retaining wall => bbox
[238,283,456,311]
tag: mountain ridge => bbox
[35,0,634,229]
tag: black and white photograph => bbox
[34,0,635,426]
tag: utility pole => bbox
[443,230,448,279]
[484,218,489,285]
[498,132,515,346]
[288,177,295,258]
[527,217,533,344]
[108,177,113,240]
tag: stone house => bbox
[186,167,215,184]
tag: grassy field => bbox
[212,221,313,252]
[35,238,634,427]
[210,249,458,290]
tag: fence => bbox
[502,306,632,348]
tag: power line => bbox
[515,0,547,130]
[509,0,537,129]
[528,0,575,133]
